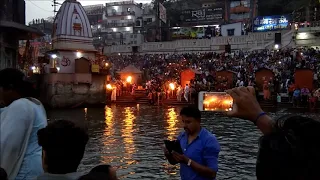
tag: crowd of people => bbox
[2,68,320,180]
[109,48,320,107]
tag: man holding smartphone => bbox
[164,106,220,180]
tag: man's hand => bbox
[163,146,179,165]
[162,146,170,157]
[172,151,188,164]
[226,86,264,122]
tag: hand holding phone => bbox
[164,140,183,154]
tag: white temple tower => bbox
[52,0,95,51]
[43,0,108,108]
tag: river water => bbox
[47,105,318,180]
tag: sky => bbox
[25,0,152,24]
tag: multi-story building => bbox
[86,1,156,48]
[227,0,258,24]
[0,0,43,70]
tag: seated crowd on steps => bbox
[1,68,320,180]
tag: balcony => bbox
[103,22,135,28]
[106,0,138,7]
[230,5,250,14]
[104,33,126,40]
[105,11,136,17]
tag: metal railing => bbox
[106,11,135,17]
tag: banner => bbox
[91,64,100,73]
[253,15,290,32]
[180,7,224,23]
[159,3,167,24]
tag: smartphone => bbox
[164,140,183,154]
[198,91,233,112]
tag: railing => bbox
[106,11,135,17]
[309,21,320,27]
[103,22,135,27]
[106,0,138,6]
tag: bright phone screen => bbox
[203,93,233,112]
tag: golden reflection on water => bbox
[166,108,179,140]
[121,107,136,165]
[104,106,114,137]
[101,106,115,164]
[84,108,88,121]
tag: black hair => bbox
[256,115,320,180]
[78,165,112,180]
[37,120,89,174]
[180,106,201,120]
[0,68,36,98]
[90,165,111,174]
[0,167,8,180]
[78,172,110,180]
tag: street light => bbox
[76,52,82,58]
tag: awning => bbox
[0,20,45,40]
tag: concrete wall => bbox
[221,22,243,36]
[103,31,283,54]
[40,74,107,108]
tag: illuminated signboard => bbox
[253,15,290,32]
[180,7,224,24]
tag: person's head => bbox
[256,115,320,180]
[0,68,36,105]
[0,167,8,180]
[78,165,118,180]
[180,106,201,135]
[37,120,89,174]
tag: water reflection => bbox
[104,106,114,137]
[121,107,136,165]
[166,108,179,140]
[101,106,116,164]
[48,106,311,179]
[84,108,88,121]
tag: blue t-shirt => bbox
[177,128,220,180]
[293,90,301,97]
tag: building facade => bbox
[0,0,43,70]
[84,1,156,48]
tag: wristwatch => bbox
[187,159,192,166]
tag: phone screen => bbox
[202,92,233,112]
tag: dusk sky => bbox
[26,0,152,24]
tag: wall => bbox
[52,51,95,74]
[296,31,320,46]
[103,31,278,54]
[40,74,107,108]
[221,22,243,36]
